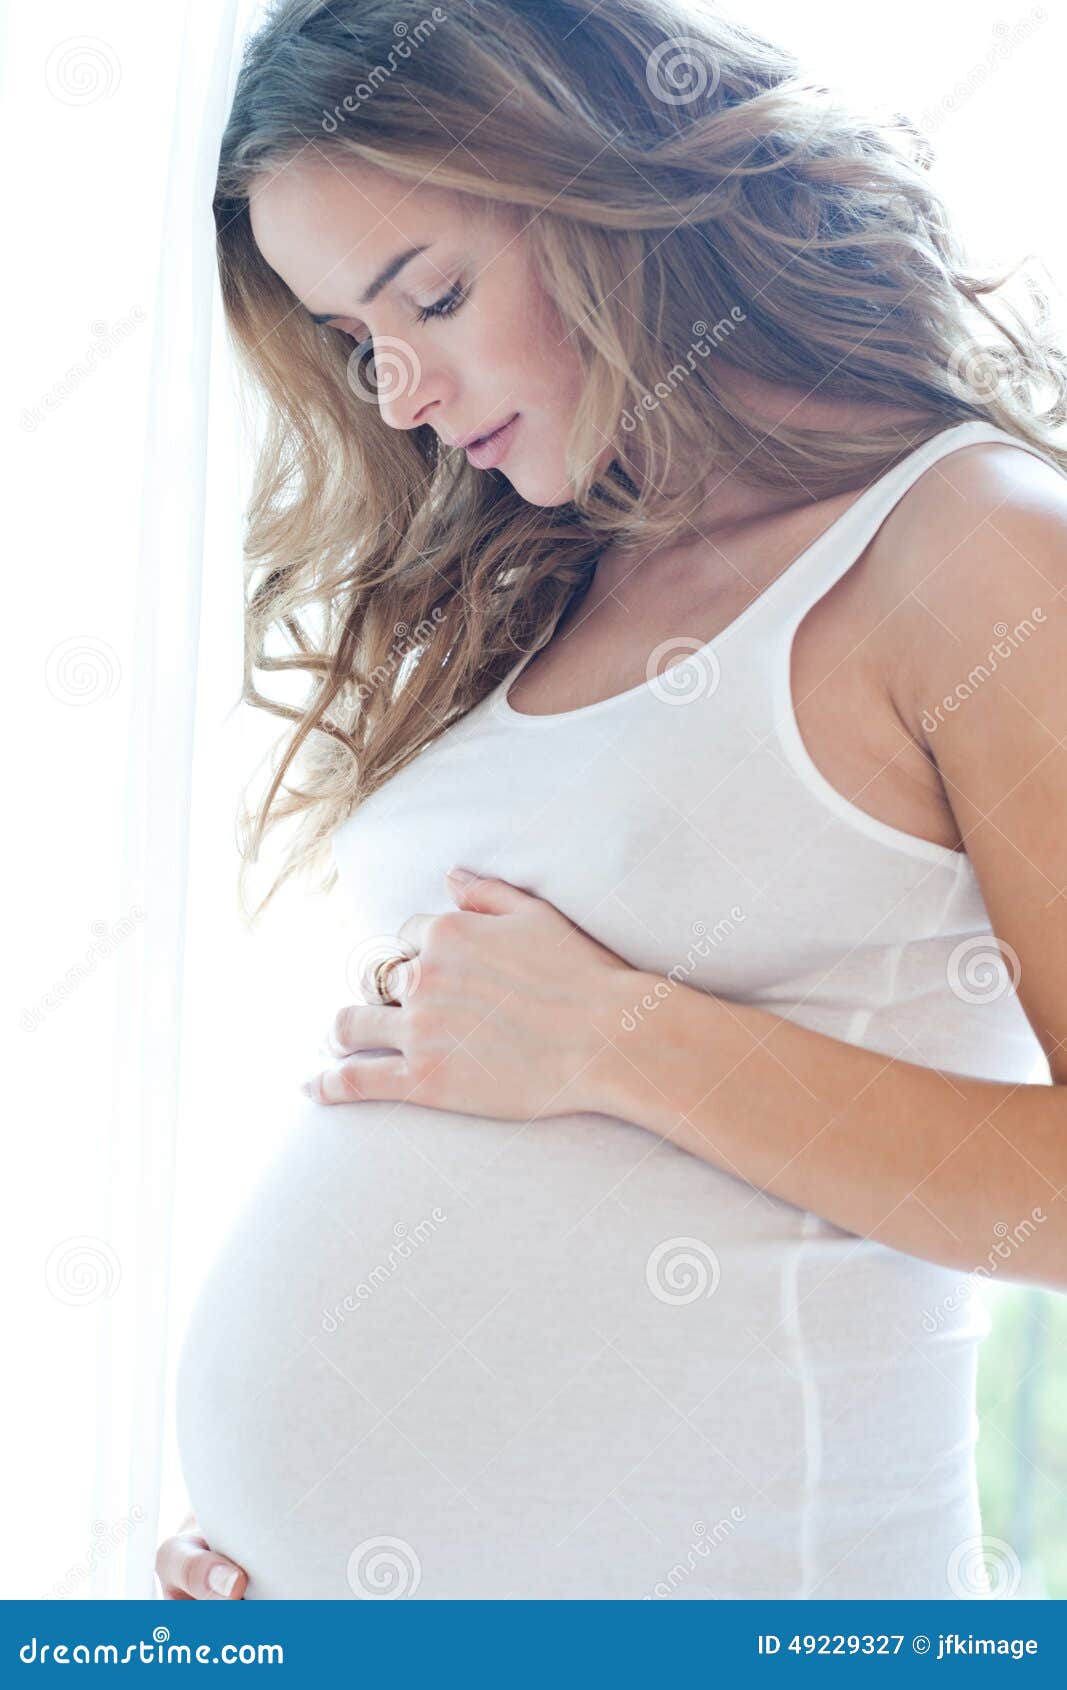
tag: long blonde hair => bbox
[215,0,1067,923]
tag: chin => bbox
[505,466,581,508]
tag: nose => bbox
[371,340,451,434]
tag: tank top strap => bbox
[753,418,1062,641]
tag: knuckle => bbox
[427,911,463,949]
[405,999,437,1041]
[411,955,438,992]
[155,1536,187,1587]
[185,1549,214,1596]
[330,1007,353,1050]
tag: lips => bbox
[451,413,519,449]
[463,413,520,469]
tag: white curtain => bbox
[5,0,281,1601]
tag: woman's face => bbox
[249,157,601,507]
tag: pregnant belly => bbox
[176,1097,988,1600]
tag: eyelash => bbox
[335,281,468,352]
[414,281,467,325]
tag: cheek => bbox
[492,314,584,414]
[469,272,585,422]
[530,338,586,422]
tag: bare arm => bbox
[595,972,1065,1289]
[593,450,1067,1292]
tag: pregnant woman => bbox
[161,0,1067,1600]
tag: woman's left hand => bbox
[302,865,636,1119]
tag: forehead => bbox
[248,157,487,308]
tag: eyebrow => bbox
[308,242,433,322]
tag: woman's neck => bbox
[629,375,936,544]
[603,382,937,594]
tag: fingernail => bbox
[300,1079,317,1098]
[446,865,476,883]
[207,1563,238,1597]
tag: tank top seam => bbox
[845,941,906,1051]
[781,1210,825,1598]
[736,861,969,1044]
[854,875,982,1061]
[845,1004,874,1045]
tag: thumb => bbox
[444,865,538,915]
[156,1533,247,1600]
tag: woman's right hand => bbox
[155,1515,248,1599]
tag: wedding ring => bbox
[371,953,409,1006]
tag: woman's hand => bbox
[155,1516,248,1600]
[303,866,636,1120]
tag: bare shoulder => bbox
[864,436,1067,742]
[863,434,1067,1084]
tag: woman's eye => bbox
[415,282,467,325]
[319,282,467,347]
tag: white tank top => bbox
[338,416,1053,1087]
[176,419,1055,1600]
